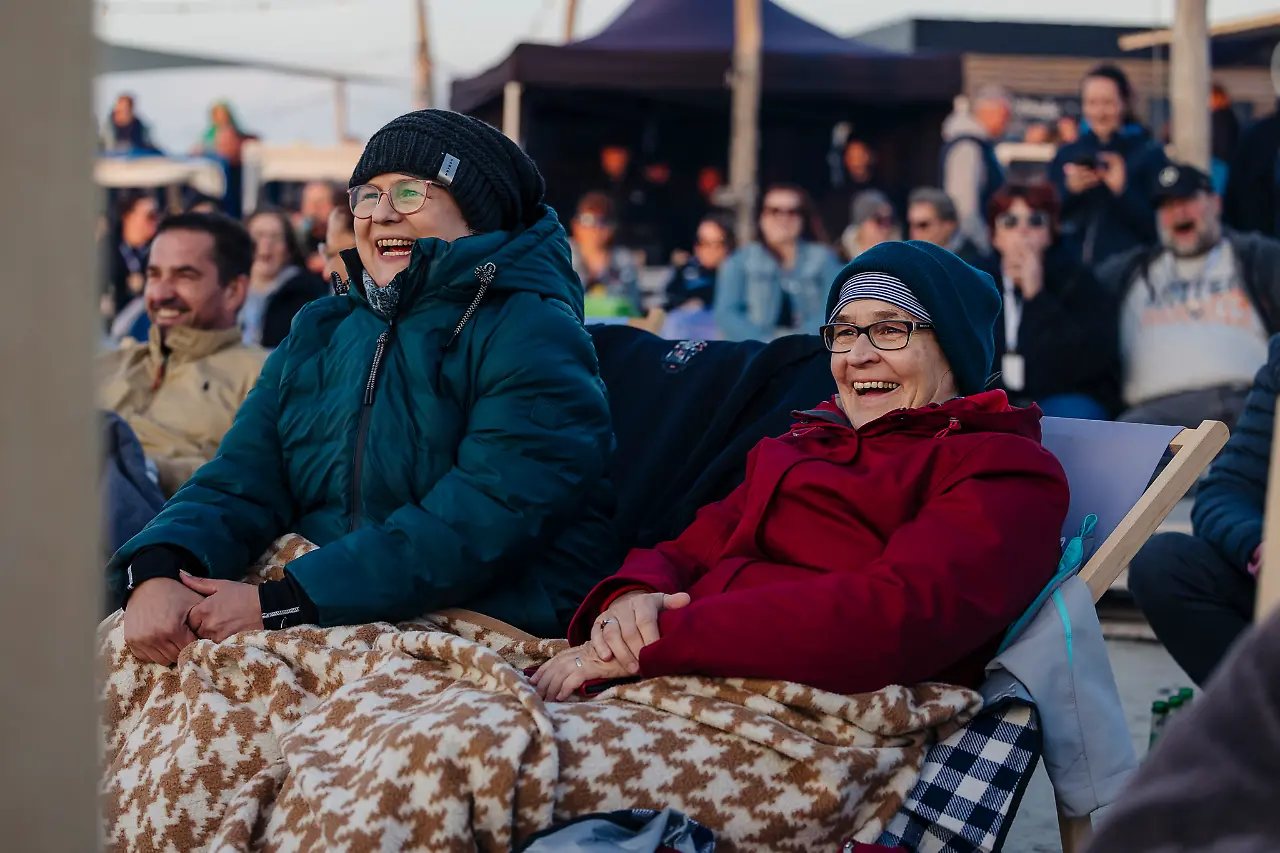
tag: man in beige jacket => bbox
[97,212,266,497]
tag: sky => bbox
[95,0,1280,151]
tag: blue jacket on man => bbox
[1192,335,1280,571]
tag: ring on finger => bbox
[574,657,583,669]
[598,618,617,629]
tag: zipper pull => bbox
[448,263,496,346]
[934,416,961,439]
[363,329,391,405]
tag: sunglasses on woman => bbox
[576,213,616,229]
[348,179,436,219]
[997,211,1048,229]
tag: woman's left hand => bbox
[181,574,263,643]
[530,643,633,702]
[1098,152,1127,195]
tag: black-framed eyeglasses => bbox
[996,211,1048,230]
[819,320,934,353]
[348,178,436,219]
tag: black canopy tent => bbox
[451,0,962,251]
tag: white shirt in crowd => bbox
[1121,241,1269,406]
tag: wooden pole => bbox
[0,0,99,848]
[502,81,524,146]
[413,0,433,110]
[334,77,349,143]
[1169,0,1211,169]
[728,0,763,247]
[1257,406,1280,621]
[564,0,578,43]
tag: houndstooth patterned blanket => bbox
[101,536,982,853]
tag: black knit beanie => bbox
[825,240,1001,396]
[350,109,545,233]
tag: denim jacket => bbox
[714,242,843,341]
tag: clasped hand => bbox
[122,573,263,666]
[530,590,691,701]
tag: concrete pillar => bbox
[1169,0,1211,169]
[0,0,100,849]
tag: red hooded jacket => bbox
[569,391,1069,695]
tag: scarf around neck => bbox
[363,269,401,320]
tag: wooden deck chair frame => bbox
[1257,409,1280,623]
[1045,419,1229,853]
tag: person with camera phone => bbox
[1050,65,1168,267]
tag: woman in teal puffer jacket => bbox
[112,110,619,665]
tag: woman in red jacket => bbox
[533,240,1070,701]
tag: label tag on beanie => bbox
[437,154,459,187]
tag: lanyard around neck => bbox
[1002,276,1021,353]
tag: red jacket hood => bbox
[795,389,1044,443]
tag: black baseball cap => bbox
[1150,162,1213,205]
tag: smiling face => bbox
[572,201,615,253]
[1082,75,1124,141]
[122,196,159,248]
[113,95,135,126]
[601,146,630,181]
[907,201,956,247]
[844,141,872,180]
[974,97,1012,140]
[210,103,232,128]
[830,298,957,429]
[693,219,730,269]
[857,206,896,252]
[1158,191,1222,257]
[247,212,290,284]
[301,181,336,221]
[759,188,804,248]
[145,229,247,340]
[354,172,471,287]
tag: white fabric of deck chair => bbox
[984,419,1181,818]
[1040,418,1182,551]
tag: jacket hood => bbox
[338,203,584,321]
[942,111,988,142]
[795,389,1044,442]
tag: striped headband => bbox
[828,272,931,324]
